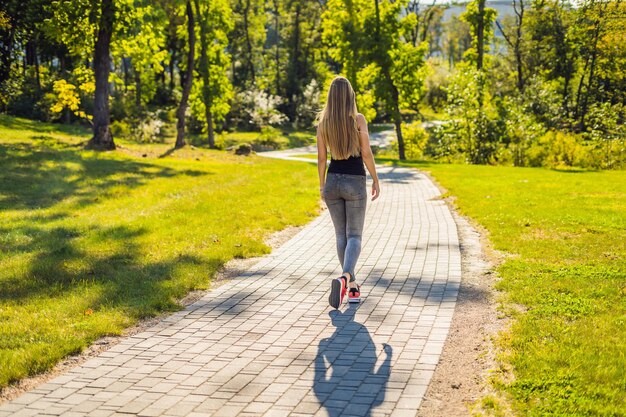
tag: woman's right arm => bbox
[356,114,380,201]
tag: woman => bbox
[315,76,380,309]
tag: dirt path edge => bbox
[417,170,508,417]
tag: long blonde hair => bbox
[315,76,361,160]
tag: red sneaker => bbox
[348,285,361,303]
[329,276,347,309]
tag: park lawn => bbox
[214,128,315,150]
[0,115,320,388]
[378,158,626,416]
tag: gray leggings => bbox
[323,173,367,283]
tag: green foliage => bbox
[459,0,497,66]
[497,95,545,167]
[389,41,429,110]
[190,0,234,137]
[400,121,428,160]
[584,102,626,170]
[0,115,320,387]
[443,65,500,164]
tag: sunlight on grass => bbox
[379,158,626,416]
[0,115,320,387]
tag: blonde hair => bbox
[315,76,361,160]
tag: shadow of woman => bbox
[314,304,393,416]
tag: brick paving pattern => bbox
[0,165,461,417]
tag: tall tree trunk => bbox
[578,3,606,130]
[135,70,142,111]
[194,0,215,148]
[273,0,281,96]
[477,0,485,70]
[33,41,41,92]
[175,0,195,149]
[0,26,16,96]
[169,51,176,92]
[286,3,301,122]
[514,0,524,92]
[389,75,405,160]
[243,0,256,83]
[88,0,115,150]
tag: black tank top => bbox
[327,154,366,176]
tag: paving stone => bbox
[0,165,461,417]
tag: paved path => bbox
[0,164,461,417]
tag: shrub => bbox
[528,130,588,168]
[110,120,132,138]
[402,121,429,160]
[251,126,288,151]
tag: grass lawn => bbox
[377,158,626,416]
[0,115,320,388]
[213,127,315,150]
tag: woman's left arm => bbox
[317,129,327,200]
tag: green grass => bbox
[0,115,320,387]
[213,127,316,150]
[291,154,319,160]
[377,158,626,416]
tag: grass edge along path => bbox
[377,158,626,417]
[0,115,321,388]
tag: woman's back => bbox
[327,153,366,176]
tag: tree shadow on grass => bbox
[0,221,214,319]
[0,141,209,210]
[0,137,218,319]
[0,114,91,137]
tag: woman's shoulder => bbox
[356,113,367,123]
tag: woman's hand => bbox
[320,185,325,201]
[371,181,380,201]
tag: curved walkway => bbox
[0,165,461,417]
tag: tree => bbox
[113,2,168,113]
[229,0,265,89]
[495,0,526,92]
[88,0,115,150]
[366,0,428,160]
[460,0,497,71]
[192,0,233,147]
[524,0,576,117]
[175,0,195,148]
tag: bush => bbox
[251,126,288,151]
[402,121,429,160]
[527,130,588,168]
[110,120,132,138]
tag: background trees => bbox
[0,0,623,167]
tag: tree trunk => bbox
[135,69,142,111]
[578,3,606,130]
[169,51,176,92]
[194,0,215,148]
[88,0,115,150]
[374,0,405,159]
[33,41,41,93]
[243,0,256,83]
[0,26,15,95]
[286,3,301,122]
[175,0,195,149]
[391,83,405,160]
[273,0,281,96]
[477,0,485,70]
[513,0,525,92]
